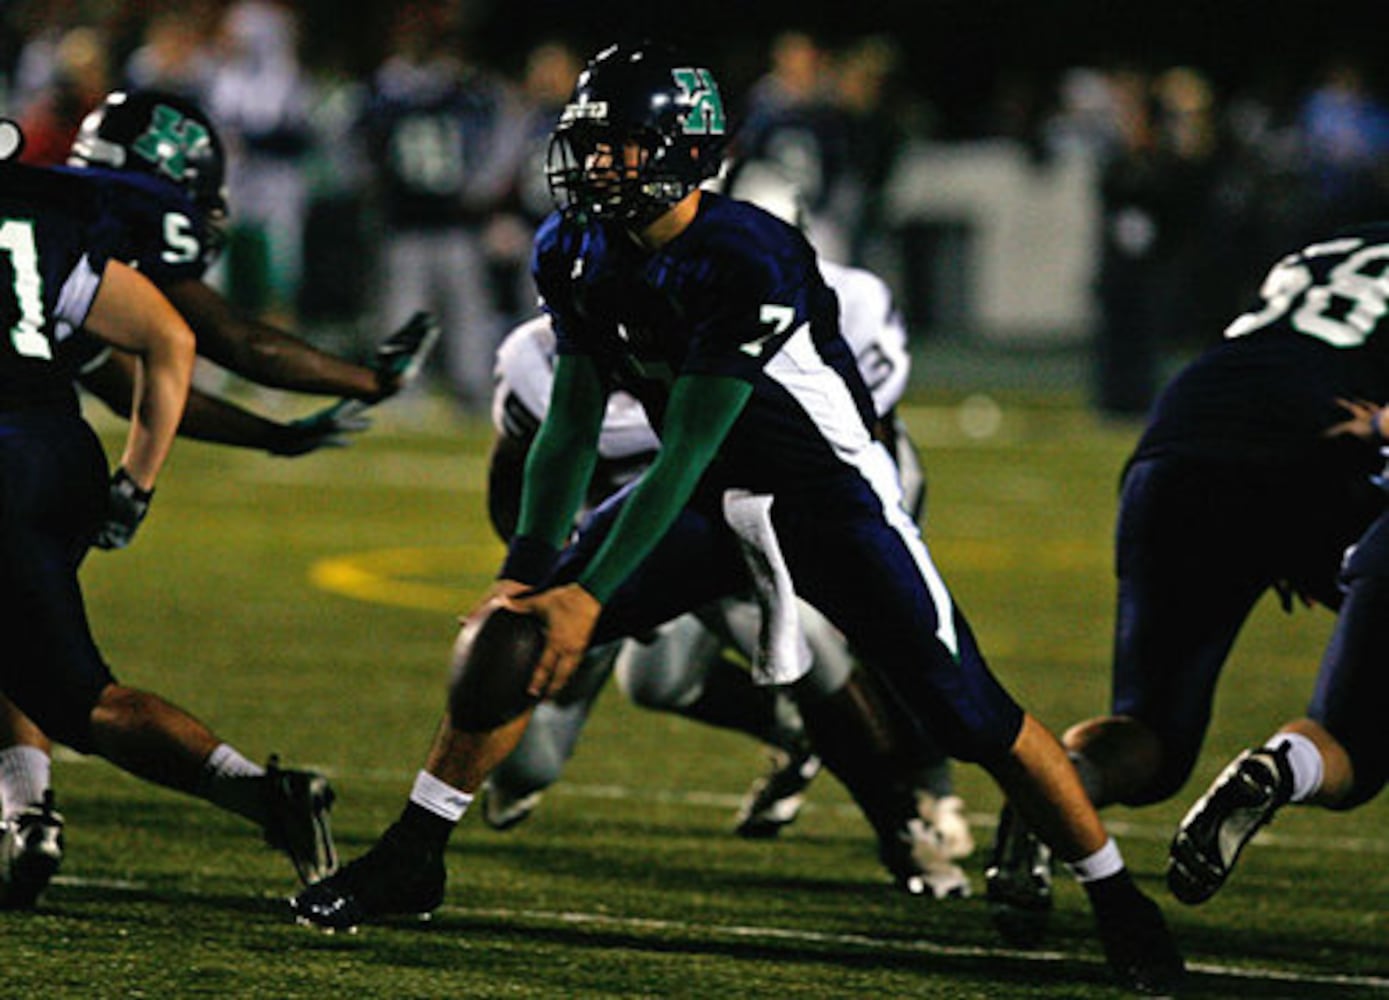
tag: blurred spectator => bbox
[831,34,916,268]
[205,0,315,323]
[358,2,513,409]
[482,38,585,326]
[121,4,217,98]
[1295,55,1389,224]
[735,30,855,263]
[5,0,83,116]
[1090,66,1223,417]
[16,25,110,166]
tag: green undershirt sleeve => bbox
[577,373,753,603]
[500,353,606,584]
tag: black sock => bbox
[393,801,454,855]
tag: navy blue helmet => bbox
[545,43,728,228]
[68,90,228,221]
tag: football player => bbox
[479,165,973,899]
[291,44,1182,994]
[988,225,1389,941]
[0,90,438,906]
[0,131,336,909]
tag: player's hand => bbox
[373,311,440,400]
[1326,397,1384,442]
[502,583,601,699]
[93,467,153,550]
[268,399,373,456]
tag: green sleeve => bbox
[577,373,753,603]
[501,353,606,582]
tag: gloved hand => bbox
[93,467,153,550]
[374,311,440,399]
[269,399,373,456]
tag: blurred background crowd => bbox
[4,0,1389,416]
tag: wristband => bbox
[499,534,559,586]
[112,466,153,504]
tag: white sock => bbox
[1265,733,1323,803]
[197,744,268,824]
[409,771,473,823]
[0,745,51,820]
[1066,837,1125,883]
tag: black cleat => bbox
[984,802,1053,948]
[734,749,821,839]
[263,755,338,886]
[290,822,446,932]
[1168,746,1292,905]
[1088,873,1186,995]
[0,790,65,910]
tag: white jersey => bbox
[491,261,911,451]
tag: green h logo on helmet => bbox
[131,104,209,183]
[673,68,726,135]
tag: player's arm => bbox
[578,373,751,601]
[82,261,194,492]
[163,279,429,402]
[79,348,367,456]
[496,352,607,586]
[510,373,753,698]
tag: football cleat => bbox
[480,779,543,832]
[262,755,338,886]
[0,790,65,910]
[1088,873,1186,995]
[984,803,1053,948]
[734,748,821,839]
[1168,745,1292,905]
[290,822,445,933]
[878,814,972,900]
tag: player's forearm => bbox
[503,356,606,583]
[121,335,194,490]
[167,281,380,399]
[176,388,290,450]
[577,374,751,602]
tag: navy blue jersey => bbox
[48,166,213,373]
[52,165,214,286]
[532,192,880,510]
[1136,224,1389,465]
[0,163,117,410]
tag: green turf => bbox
[2,391,1384,998]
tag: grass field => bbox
[2,385,1385,998]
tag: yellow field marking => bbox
[309,545,501,612]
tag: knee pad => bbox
[448,607,544,732]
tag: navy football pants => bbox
[1111,452,1383,805]
[0,410,114,750]
[551,483,1025,765]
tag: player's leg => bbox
[615,606,818,838]
[0,698,60,911]
[989,456,1265,944]
[0,416,335,901]
[775,500,1183,993]
[291,494,749,930]
[1170,516,1389,904]
[482,642,620,829]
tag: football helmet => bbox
[68,90,229,222]
[546,42,728,228]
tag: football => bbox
[447,605,546,731]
